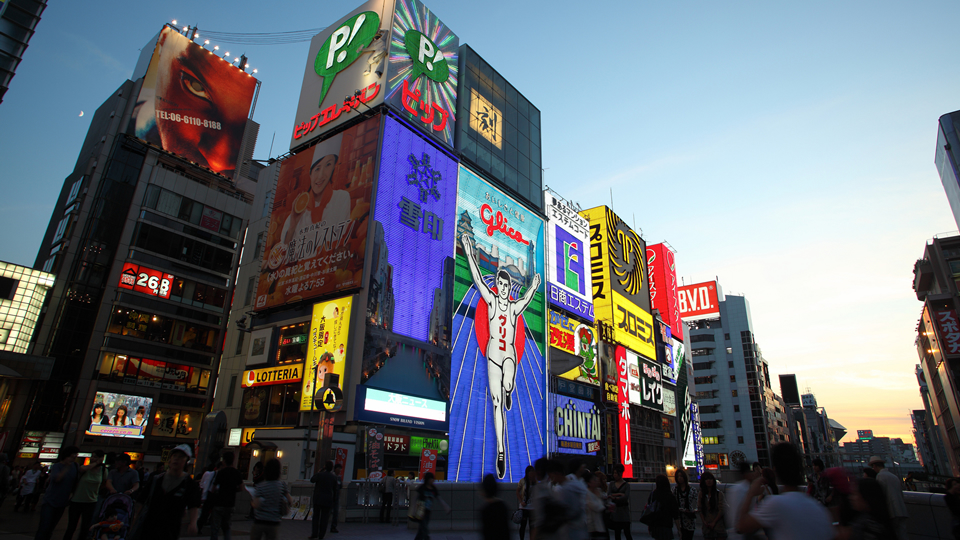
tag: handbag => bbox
[408,500,427,522]
[511,508,524,524]
[637,495,660,526]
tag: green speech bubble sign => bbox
[314,11,380,108]
[403,30,449,84]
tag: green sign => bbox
[409,436,448,456]
[403,30,449,84]
[314,11,381,107]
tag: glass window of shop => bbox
[238,384,299,427]
[106,308,219,353]
[98,352,211,394]
[276,323,308,365]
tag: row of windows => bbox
[133,222,235,275]
[107,308,219,354]
[238,384,300,427]
[143,184,242,239]
[97,352,212,395]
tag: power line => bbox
[200,27,326,45]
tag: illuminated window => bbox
[277,323,308,364]
[732,390,738,397]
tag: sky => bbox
[2,1,958,444]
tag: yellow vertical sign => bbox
[301,296,352,411]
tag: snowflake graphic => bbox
[406,153,442,203]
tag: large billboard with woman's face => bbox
[256,116,380,311]
[130,26,257,179]
[86,392,153,439]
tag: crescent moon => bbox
[79,111,84,117]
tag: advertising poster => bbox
[301,296,352,411]
[677,281,721,321]
[449,166,546,481]
[657,320,678,385]
[614,345,634,478]
[663,387,677,417]
[86,392,153,439]
[646,243,682,340]
[641,358,663,411]
[385,0,459,149]
[239,387,268,426]
[366,426,386,477]
[131,26,256,179]
[289,0,391,150]
[544,191,593,322]
[418,447,438,478]
[118,263,174,299]
[581,206,655,359]
[626,351,641,406]
[548,310,599,386]
[551,394,601,455]
[257,117,379,311]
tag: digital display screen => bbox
[117,262,174,299]
[354,386,448,431]
[449,166,546,482]
[131,26,256,179]
[551,394,601,455]
[86,392,153,439]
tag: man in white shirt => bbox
[870,456,908,540]
[736,443,835,540]
[725,462,759,540]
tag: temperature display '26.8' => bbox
[118,262,174,299]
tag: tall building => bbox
[0,0,47,103]
[914,364,951,476]
[912,233,960,475]
[840,431,923,477]
[24,24,260,463]
[779,375,844,469]
[685,288,788,470]
[935,111,960,230]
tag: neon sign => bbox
[293,83,380,140]
[480,203,529,245]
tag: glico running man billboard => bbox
[256,116,380,311]
[449,166,545,481]
[131,26,256,179]
[581,207,655,360]
[544,191,594,321]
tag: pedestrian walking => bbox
[379,470,396,523]
[208,451,243,540]
[16,462,42,511]
[643,474,679,540]
[249,459,291,540]
[516,466,536,540]
[673,469,698,540]
[196,462,218,532]
[847,478,897,540]
[479,474,509,540]
[63,449,106,540]
[870,456,908,540]
[309,461,337,539]
[106,454,139,497]
[698,471,726,540]
[133,444,201,540]
[581,471,608,540]
[330,463,342,533]
[562,459,588,540]
[606,464,632,540]
[35,445,81,540]
[724,462,758,540]
[413,472,447,540]
[735,442,834,540]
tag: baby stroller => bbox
[91,493,134,540]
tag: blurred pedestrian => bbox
[480,474,509,540]
[380,470,396,523]
[562,459,588,540]
[582,470,608,540]
[35,446,80,540]
[846,477,898,540]
[0,454,9,508]
[808,458,830,505]
[674,469,698,540]
[330,463,342,533]
[724,462,758,540]
[645,474,679,540]
[135,444,201,540]
[249,459,291,540]
[309,461,337,539]
[756,468,778,503]
[16,462,42,511]
[196,461,217,532]
[209,451,243,540]
[606,464,632,540]
[904,473,917,492]
[698,471,726,540]
[863,468,877,479]
[870,456,907,540]
[944,477,960,540]
[516,466,536,540]
[63,449,106,540]
[413,472,447,540]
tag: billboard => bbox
[641,358,663,412]
[449,166,546,481]
[544,191,593,322]
[677,281,721,321]
[384,0,459,149]
[935,309,960,357]
[290,0,391,150]
[242,364,303,388]
[551,394,601,455]
[131,26,256,179]
[614,345,634,477]
[581,206,655,359]
[663,387,676,417]
[354,386,447,431]
[118,263,174,299]
[548,310,599,386]
[86,392,153,439]
[301,296,353,411]
[256,116,379,311]
[646,243,682,340]
[657,320,678,385]
[626,351,641,406]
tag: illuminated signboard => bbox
[551,394,601,455]
[663,387,677,417]
[935,309,960,358]
[301,296,352,411]
[544,190,593,322]
[384,0,459,149]
[228,428,242,447]
[469,89,501,148]
[626,351,641,406]
[355,387,447,431]
[86,392,153,439]
[449,165,546,481]
[131,26,256,179]
[677,281,721,321]
[692,402,705,475]
[614,345,634,478]
[289,0,390,150]
[368,115,458,343]
[657,320,678,386]
[410,436,448,456]
[118,263,174,299]
[257,116,379,311]
[641,358,663,411]
[242,363,303,388]
[581,206,655,359]
[548,310,599,386]
[646,243,682,340]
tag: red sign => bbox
[936,309,960,356]
[418,448,437,479]
[646,244,682,340]
[480,203,530,245]
[118,263,174,299]
[615,345,634,478]
[383,434,410,454]
[677,281,720,321]
[334,447,348,482]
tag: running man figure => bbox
[462,235,541,478]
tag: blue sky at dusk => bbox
[3,1,959,441]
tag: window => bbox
[694,376,716,385]
[277,323,308,364]
[724,333,730,340]
[97,352,211,395]
[738,436,744,444]
[730,375,736,382]
[728,361,734,368]
[736,420,742,428]
[226,375,238,407]
[690,334,715,343]
[693,362,713,371]
[244,276,256,306]
[734,405,740,412]
[703,436,720,445]
[106,308,219,353]
[238,383,300,427]
[726,347,733,354]
[253,233,264,259]
[732,390,738,397]
[235,332,245,355]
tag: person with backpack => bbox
[249,459,291,540]
[642,475,679,540]
[606,464,632,540]
[208,451,243,540]
[35,446,81,540]
[63,449,106,540]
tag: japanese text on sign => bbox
[937,309,960,355]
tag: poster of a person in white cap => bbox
[133,444,201,540]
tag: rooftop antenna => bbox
[610,188,613,209]
[268,132,276,158]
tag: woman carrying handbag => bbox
[249,459,292,540]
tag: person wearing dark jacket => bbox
[480,474,509,540]
[309,461,337,539]
[646,474,679,540]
